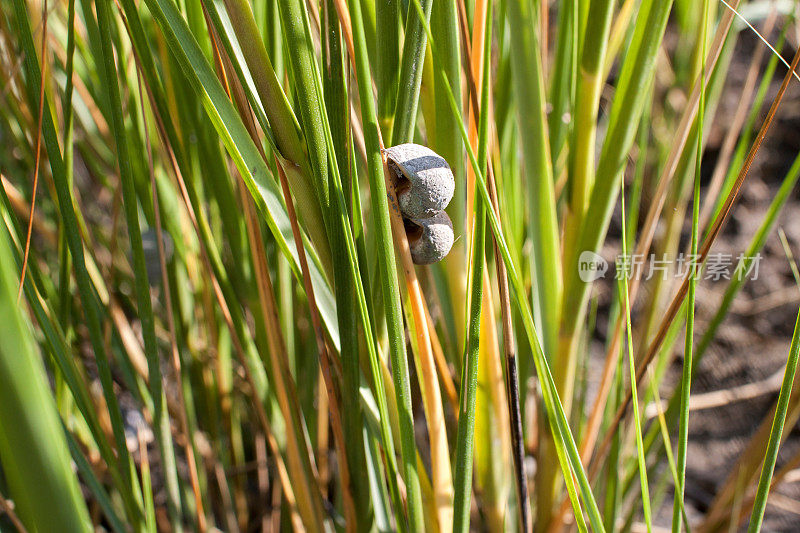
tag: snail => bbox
[405,211,455,265]
[383,143,456,265]
[383,143,455,220]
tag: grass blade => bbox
[747,305,800,532]
[0,224,92,533]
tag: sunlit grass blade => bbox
[390,0,432,145]
[451,1,492,528]
[619,173,653,533]
[672,3,709,531]
[346,0,425,529]
[646,369,690,531]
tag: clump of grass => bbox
[2,0,800,531]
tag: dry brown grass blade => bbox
[18,0,48,301]
[2,177,57,245]
[589,41,800,483]
[213,460,242,533]
[698,7,777,232]
[274,159,357,531]
[315,370,330,494]
[254,436,270,532]
[136,426,154,528]
[330,0,355,74]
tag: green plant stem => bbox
[673,2,708,530]
[620,179,652,533]
[563,0,615,274]
[748,307,800,532]
[376,0,401,137]
[0,228,92,533]
[9,1,146,525]
[452,1,492,528]
[453,191,486,533]
[548,0,577,159]
[221,0,332,271]
[391,0,433,145]
[347,0,424,528]
[58,0,76,329]
[94,0,184,526]
[320,3,375,528]
[506,0,563,525]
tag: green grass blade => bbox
[376,0,401,137]
[64,431,127,533]
[564,0,615,257]
[673,2,709,530]
[93,0,183,525]
[0,225,92,533]
[548,0,578,159]
[619,176,653,533]
[220,0,332,272]
[506,0,561,361]
[8,2,145,524]
[321,3,375,528]
[506,0,563,524]
[390,0,433,144]
[452,1,492,528]
[748,305,800,532]
[646,371,691,531]
[347,0,425,528]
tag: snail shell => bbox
[405,211,454,265]
[384,143,455,220]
